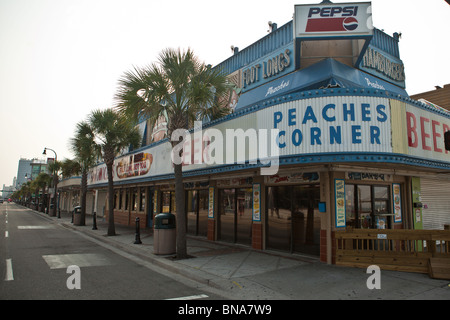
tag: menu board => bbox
[252,184,261,222]
[335,179,346,228]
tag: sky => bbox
[1,0,449,190]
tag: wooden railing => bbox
[335,229,450,275]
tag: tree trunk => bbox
[174,162,187,259]
[106,159,116,236]
[79,169,87,226]
[52,175,58,217]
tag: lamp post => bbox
[43,147,59,218]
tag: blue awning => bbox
[235,58,409,111]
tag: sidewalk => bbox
[34,209,450,300]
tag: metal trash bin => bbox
[73,206,82,225]
[153,213,176,255]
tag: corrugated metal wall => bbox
[370,28,400,59]
[420,178,450,230]
[214,21,294,75]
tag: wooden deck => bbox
[335,229,450,279]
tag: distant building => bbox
[15,158,32,189]
[410,84,450,111]
[30,158,48,180]
[1,184,14,199]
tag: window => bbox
[345,184,392,229]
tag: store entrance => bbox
[266,185,320,255]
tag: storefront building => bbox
[87,2,450,264]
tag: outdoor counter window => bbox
[153,213,176,255]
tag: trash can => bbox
[73,206,82,225]
[153,213,176,255]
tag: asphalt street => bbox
[0,202,223,300]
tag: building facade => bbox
[87,2,450,263]
[15,158,32,189]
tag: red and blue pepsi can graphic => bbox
[306,17,359,32]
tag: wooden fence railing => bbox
[335,229,450,277]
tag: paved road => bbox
[0,203,223,300]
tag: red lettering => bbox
[432,120,442,153]
[406,112,418,147]
[420,117,431,151]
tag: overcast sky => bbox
[1,0,449,190]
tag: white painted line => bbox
[165,294,209,300]
[5,259,14,281]
[18,226,54,230]
[5,231,8,238]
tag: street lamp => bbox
[43,147,60,218]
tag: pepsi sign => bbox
[295,2,373,38]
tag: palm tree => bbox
[115,48,231,259]
[47,160,61,216]
[68,121,98,226]
[34,172,51,213]
[86,108,141,236]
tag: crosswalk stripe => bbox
[165,294,209,300]
[5,259,14,281]
[42,253,112,269]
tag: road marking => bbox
[5,259,14,281]
[165,294,209,300]
[42,253,112,269]
[5,231,8,238]
[18,226,54,230]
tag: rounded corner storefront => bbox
[87,2,450,265]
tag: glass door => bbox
[373,186,391,229]
[357,185,372,229]
[236,188,253,245]
[266,185,320,255]
[218,189,236,243]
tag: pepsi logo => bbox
[343,17,358,31]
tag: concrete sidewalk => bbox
[33,208,450,300]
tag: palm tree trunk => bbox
[79,169,87,226]
[106,159,116,236]
[174,162,187,259]
[52,175,58,217]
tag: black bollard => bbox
[134,217,142,244]
[92,212,98,230]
